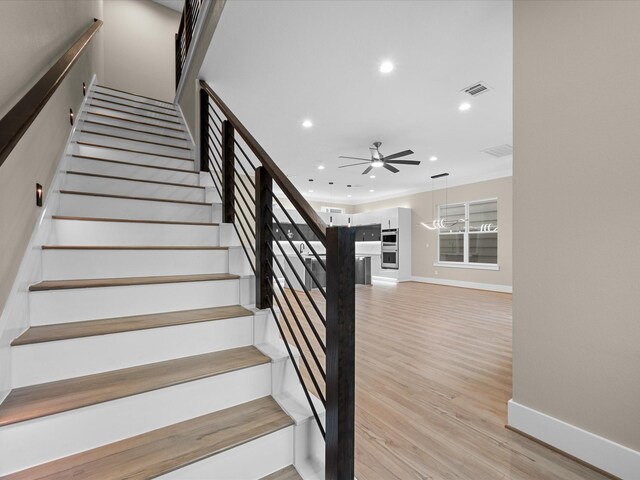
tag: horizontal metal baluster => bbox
[272,195,326,270]
[262,294,326,438]
[268,214,327,299]
[266,223,327,327]
[266,241,326,355]
[233,198,256,239]
[264,267,326,406]
[266,252,326,377]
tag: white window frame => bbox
[434,198,499,271]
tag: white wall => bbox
[512,1,640,476]
[103,0,180,102]
[0,0,104,401]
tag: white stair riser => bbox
[42,249,229,279]
[79,122,190,148]
[83,115,187,138]
[74,142,193,170]
[158,426,294,480]
[91,93,179,117]
[87,106,183,130]
[89,97,180,123]
[49,219,219,246]
[12,316,254,387]
[29,279,240,325]
[0,365,271,476]
[63,173,205,202]
[94,87,176,110]
[67,156,199,186]
[77,132,193,160]
[58,193,216,222]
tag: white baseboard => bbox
[508,400,640,479]
[410,276,512,293]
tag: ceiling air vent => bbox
[482,144,513,157]
[462,82,490,96]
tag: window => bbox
[437,199,498,267]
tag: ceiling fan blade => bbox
[339,161,370,168]
[339,156,371,161]
[361,165,373,175]
[386,159,421,165]
[383,149,414,161]
[383,163,400,173]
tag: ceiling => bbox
[199,0,512,204]
[152,0,184,13]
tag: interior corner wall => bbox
[102,0,180,103]
[513,0,640,458]
[352,176,513,289]
[0,0,104,398]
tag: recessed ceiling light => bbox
[302,119,313,128]
[308,189,314,193]
[317,165,325,170]
[429,156,438,162]
[458,103,471,111]
[379,61,394,74]
[369,175,376,179]
[347,194,352,198]
[369,189,375,193]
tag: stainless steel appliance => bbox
[381,228,399,269]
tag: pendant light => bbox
[421,173,466,231]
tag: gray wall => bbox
[103,0,180,103]
[353,176,512,288]
[513,0,640,452]
[0,0,104,324]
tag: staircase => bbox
[0,84,323,479]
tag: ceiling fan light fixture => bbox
[371,159,384,168]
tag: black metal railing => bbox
[200,80,356,480]
[175,0,204,88]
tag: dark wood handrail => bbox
[199,80,328,243]
[0,19,103,168]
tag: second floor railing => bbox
[200,80,356,480]
[175,0,204,88]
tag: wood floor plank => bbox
[80,129,191,151]
[52,215,218,226]
[75,141,192,161]
[12,305,254,345]
[83,120,187,140]
[277,282,610,480]
[1,396,292,480]
[261,465,303,480]
[41,245,227,250]
[96,84,177,107]
[0,346,269,427]
[29,273,239,291]
[71,154,198,174]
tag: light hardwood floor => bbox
[282,281,609,480]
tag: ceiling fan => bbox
[338,141,421,174]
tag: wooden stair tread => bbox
[96,84,176,107]
[65,170,205,189]
[87,103,183,125]
[71,153,198,174]
[59,190,212,206]
[261,465,304,480]
[12,305,253,346]
[0,346,270,427]
[29,273,239,292]
[91,96,180,118]
[93,90,178,113]
[83,120,187,140]
[87,111,185,132]
[41,245,227,250]
[80,129,191,150]
[2,397,292,480]
[52,215,218,226]
[75,141,192,161]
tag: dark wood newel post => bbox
[255,166,273,310]
[325,226,356,480]
[199,89,209,173]
[221,120,235,223]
